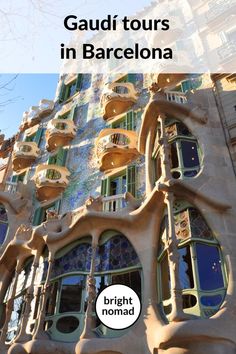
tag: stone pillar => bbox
[158,113,172,183]
[80,233,99,339]
[145,129,156,195]
[33,251,54,340]
[15,250,41,342]
[0,259,23,345]
[165,192,187,321]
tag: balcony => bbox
[101,82,138,120]
[20,100,54,131]
[218,41,236,65]
[102,194,127,212]
[46,119,76,151]
[33,164,70,201]
[165,91,187,104]
[12,142,40,172]
[96,128,139,171]
[206,0,236,25]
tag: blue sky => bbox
[0,0,152,138]
[0,74,58,138]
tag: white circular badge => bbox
[95,284,141,330]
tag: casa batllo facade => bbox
[0,72,235,354]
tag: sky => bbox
[0,0,152,139]
[0,74,59,139]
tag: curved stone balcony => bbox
[46,119,76,151]
[96,128,139,171]
[12,142,40,172]
[33,164,70,201]
[20,99,54,131]
[101,82,138,120]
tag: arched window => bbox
[41,232,141,341]
[0,204,8,245]
[157,202,227,319]
[42,238,92,342]
[4,257,33,343]
[153,119,201,180]
[94,231,142,336]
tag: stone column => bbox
[15,250,41,342]
[157,113,172,183]
[32,250,54,340]
[165,192,187,321]
[80,233,99,339]
[145,129,156,195]
[0,259,23,345]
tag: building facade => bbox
[0,73,235,354]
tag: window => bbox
[158,202,227,319]
[59,75,83,102]
[101,166,137,211]
[32,200,61,226]
[47,147,67,167]
[153,119,201,180]
[4,258,33,342]
[24,128,43,145]
[110,111,137,130]
[39,232,141,340]
[0,204,8,245]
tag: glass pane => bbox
[68,81,77,97]
[111,270,141,299]
[174,208,191,241]
[178,246,194,289]
[56,316,79,333]
[181,140,200,168]
[160,253,171,300]
[0,223,8,244]
[189,208,214,241]
[51,243,92,278]
[196,243,224,291]
[170,142,179,168]
[201,294,222,307]
[8,296,24,331]
[59,275,84,313]
[182,294,197,309]
[96,235,140,272]
[0,206,8,222]
[46,282,58,316]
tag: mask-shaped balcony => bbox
[33,164,70,201]
[101,82,138,120]
[20,100,54,131]
[38,99,54,118]
[46,119,76,152]
[12,142,40,172]
[96,128,139,171]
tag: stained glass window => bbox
[96,235,140,272]
[158,204,226,319]
[51,243,92,279]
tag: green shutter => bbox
[32,207,43,226]
[68,105,76,121]
[101,178,108,196]
[126,111,134,130]
[127,165,136,197]
[127,73,136,83]
[181,80,192,92]
[56,147,67,166]
[58,82,66,102]
[11,175,18,183]
[47,154,57,165]
[54,199,61,213]
[76,74,83,91]
[34,128,43,145]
